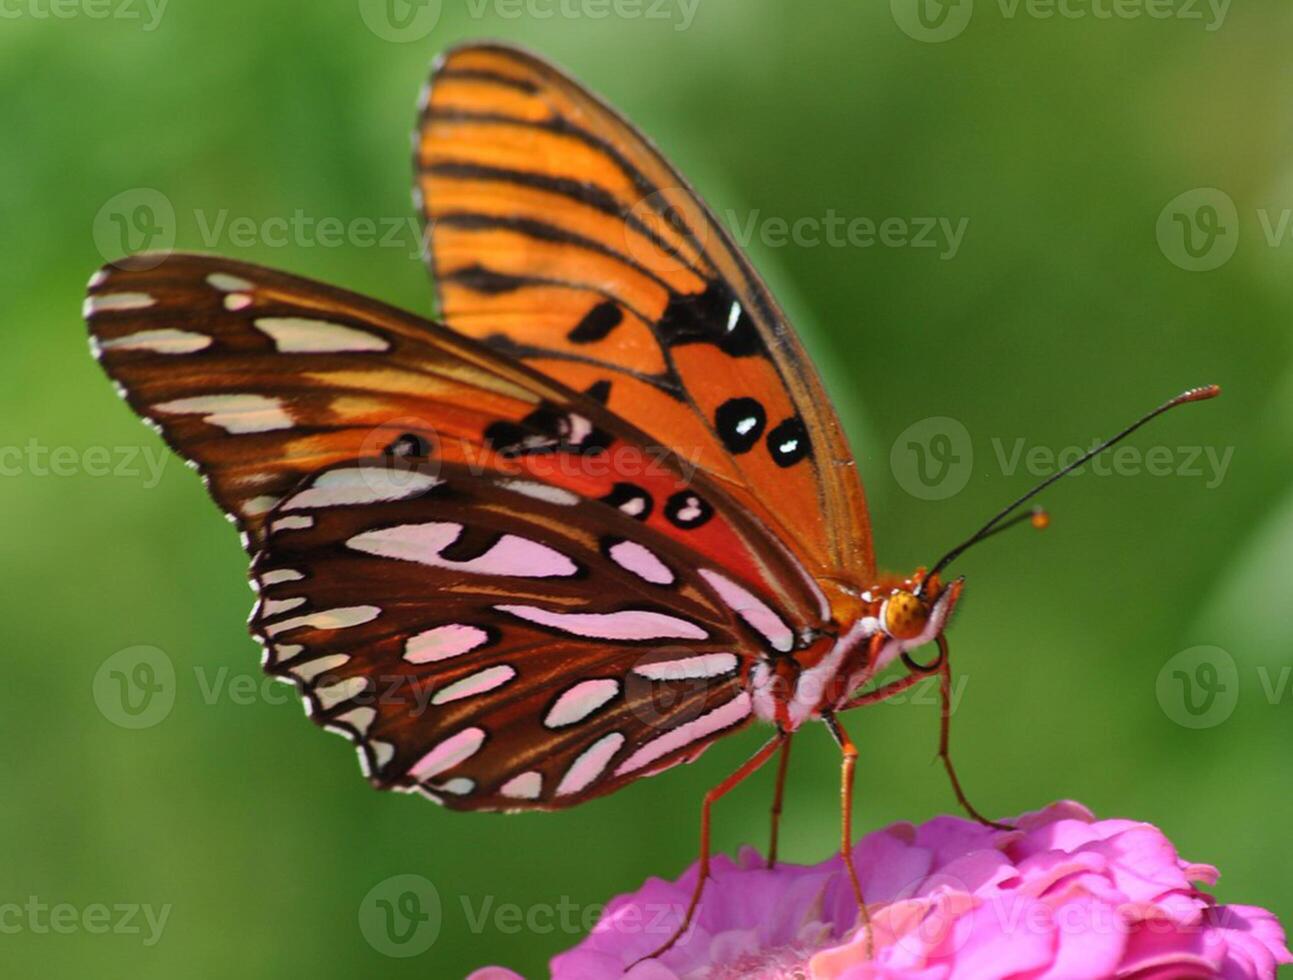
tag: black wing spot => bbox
[438,525,504,563]
[766,417,810,468]
[714,397,766,454]
[567,301,623,344]
[444,264,526,295]
[484,403,613,458]
[601,483,653,521]
[657,282,763,358]
[584,379,613,405]
[664,490,713,529]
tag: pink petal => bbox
[1204,904,1293,980]
[513,802,1289,980]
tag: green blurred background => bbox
[3,1,1291,976]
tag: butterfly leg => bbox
[933,640,1012,831]
[822,714,873,958]
[842,667,931,711]
[636,731,788,965]
[766,732,793,868]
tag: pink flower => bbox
[470,801,1289,979]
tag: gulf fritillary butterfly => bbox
[85,42,1218,958]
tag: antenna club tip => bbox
[1030,508,1050,530]
[1179,384,1222,404]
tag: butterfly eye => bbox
[385,433,430,459]
[881,591,931,641]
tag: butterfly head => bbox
[877,571,963,647]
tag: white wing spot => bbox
[633,653,740,681]
[348,523,578,579]
[431,665,516,705]
[264,605,380,636]
[206,272,253,292]
[544,679,620,728]
[259,568,304,586]
[97,329,211,354]
[436,777,475,796]
[499,771,543,800]
[254,316,390,353]
[726,300,742,333]
[329,706,376,737]
[244,495,281,517]
[84,292,155,315]
[153,394,293,434]
[675,497,704,523]
[616,694,752,776]
[409,727,486,781]
[267,643,303,666]
[557,732,625,796]
[495,605,706,641]
[314,676,367,711]
[262,596,306,617]
[290,652,350,684]
[370,741,396,771]
[224,293,253,312]
[607,540,674,586]
[284,467,441,509]
[497,480,580,506]
[699,569,795,653]
[272,515,313,533]
[404,624,491,663]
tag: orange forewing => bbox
[415,43,874,583]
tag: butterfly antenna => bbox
[917,385,1220,595]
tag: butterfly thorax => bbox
[750,571,962,731]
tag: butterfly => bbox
[85,41,1218,957]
